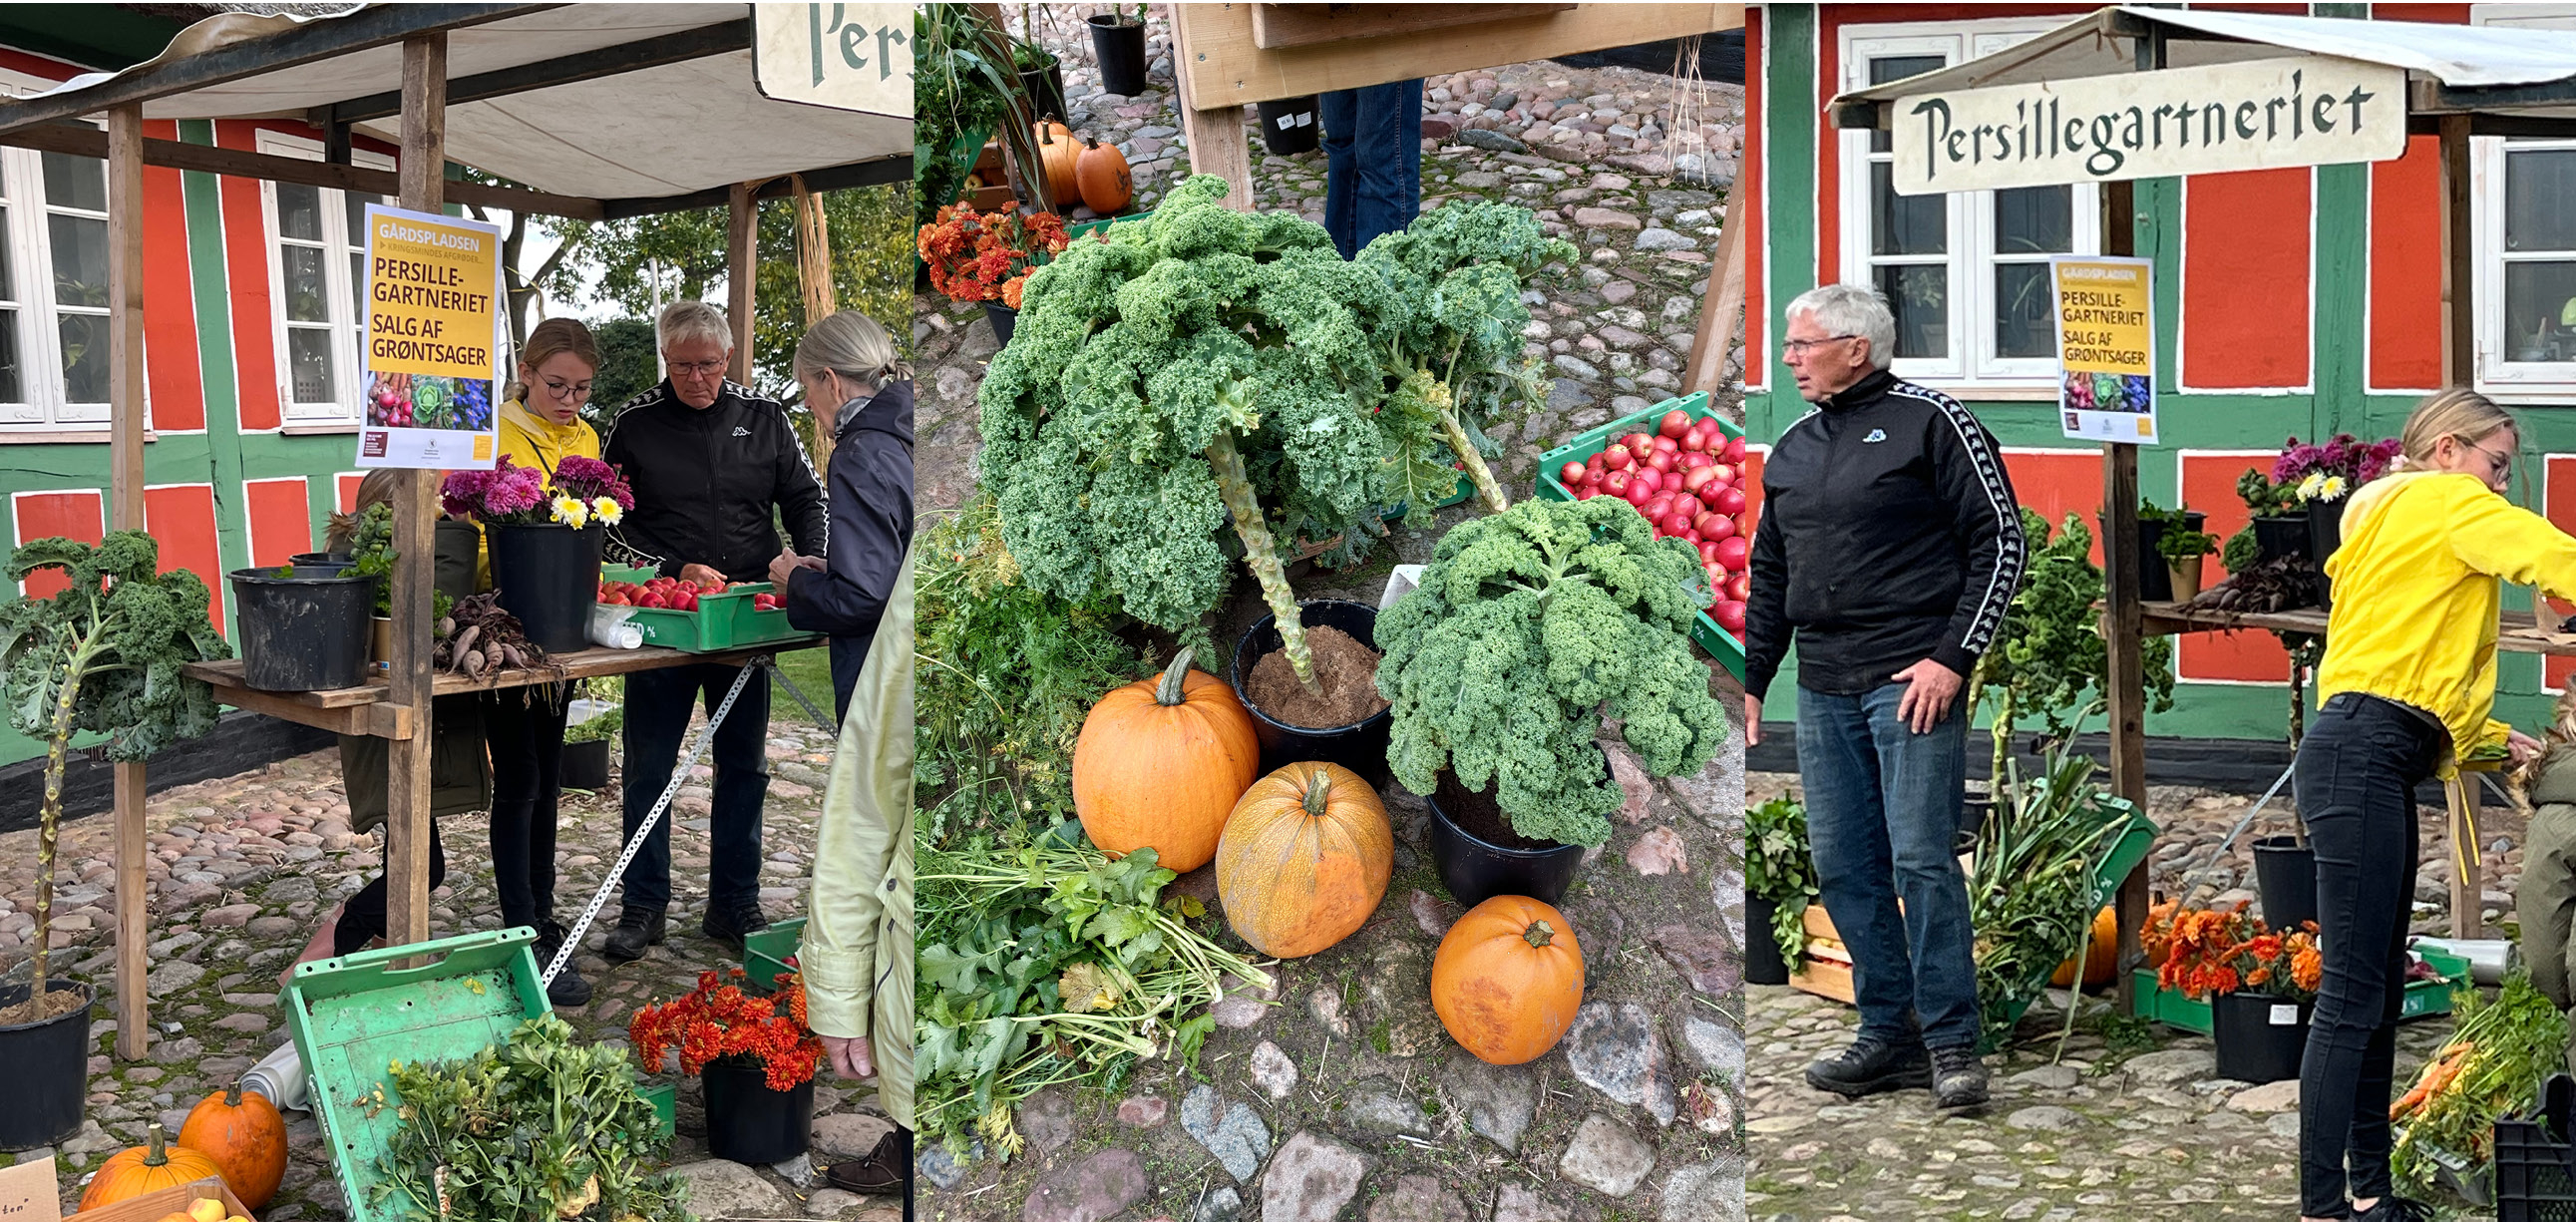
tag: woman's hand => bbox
[2510,729,2545,766]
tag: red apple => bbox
[1712,601,1747,632]
[1621,480,1655,508]
[1697,540,1721,563]
[1714,487,1747,515]
[1714,536,1749,570]
[1559,461,1587,487]
[1632,468,1663,494]
[1652,435,1678,455]
[1662,510,1696,536]
[1602,470,1632,497]
[1723,436,1746,463]
[1603,445,1634,471]
[1645,450,1675,475]
[1681,467,1718,496]
[1659,409,1693,438]
[1727,574,1750,603]
[1700,514,1736,542]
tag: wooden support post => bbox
[2439,114,2475,389]
[384,32,446,957]
[1681,191,1747,398]
[2105,29,2162,1017]
[792,176,837,470]
[106,103,149,1061]
[727,181,757,384]
[1171,8,1254,209]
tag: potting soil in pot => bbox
[0,982,85,1024]
[1437,767,1563,852]
[1246,624,1389,728]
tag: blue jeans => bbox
[619,663,771,916]
[1796,682,1980,1050]
[1319,80,1423,259]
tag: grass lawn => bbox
[768,642,838,732]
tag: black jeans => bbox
[2296,691,2446,1218]
[619,662,770,916]
[486,683,569,931]
[335,822,446,957]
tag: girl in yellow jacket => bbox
[485,317,604,1010]
[2298,388,2576,1222]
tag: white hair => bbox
[657,300,732,353]
[1787,282,1897,371]
[795,310,912,389]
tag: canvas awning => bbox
[0,3,913,211]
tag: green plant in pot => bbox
[1374,497,1729,907]
[1744,795,1815,984]
[2157,525,2219,603]
[0,532,227,1147]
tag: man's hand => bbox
[678,563,725,588]
[1745,694,1762,747]
[767,550,816,588]
[822,1033,874,1079]
[1893,658,1965,734]
[2510,729,2545,767]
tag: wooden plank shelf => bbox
[2137,601,2576,656]
[183,636,824,739]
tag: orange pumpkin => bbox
[78,1123,226,1211]
[179,1083,288,1209]
[1431,896,1586,1065]
[1072,647,1261,873]
[2049,907,2119,989]
[1034,119,1079,209]
[1075,138,1134,214]
[1215,763,1391,958]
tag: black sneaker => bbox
[1805,1036,1932,1098]
[702,906,771,956]
[532,920,593,1009]
[2354,1195,2435,1221]
[1931,1044,1991,1108]
[602,906,666,964]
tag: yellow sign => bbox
[2052,256,2160,446]
[365,209,499,378]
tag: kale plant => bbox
[1373,497,1729,848]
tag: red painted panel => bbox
[2001,450,2104,567]
[145,485,225,627]
[2546,456,2576,692]
[2369,134,2443,392]
[1744,8,1764,385]
[12,490,104,601]
[337,473,367,512]
[2373,4,2472,24]
[0,49,81,82]
[1740,448,1765,542]
[243,478,312,568]
[141,120,205,433]
[2182,169,2312,389]
[2178,454,2290,683]
[215,120,282,432]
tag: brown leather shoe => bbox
[824,1128,910,1195]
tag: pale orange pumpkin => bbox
[1075,138,1133,214]
[1034,119,1079,208]
[1215,762,1391,958]
[1072,647,1261,873]
[2049,907,2119,989]
[1431,896,1586,1065]
[78,1123,226,1212]
[179,1083,288,1209]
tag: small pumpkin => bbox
[1075,138,1134,214]
[1073,646,1261,873]
[1215,762,1391,958]
[179,1082,288,1209]
[1034,118,1079,208]
[78,1123,226,1211]
[1432,895,1586,1065]
[2049,906,2119,989]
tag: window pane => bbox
[1995,262,2055,358]
[0,204,13,303]
[1995,186,2072,254]
[2503,260,2576,362]
[2506,150,2576,252]
[40,152,104,213]
[1870,162,1944,255]
[58,312,103,403]
[345,191,382,239]
[283,245,330,323]
[287,326,336,403]
[0,309,22,403]
[1875,263,1949,360]
[277,183,323,242]
[352,251,366,303]
[48,213,106,307]
[1868,55,1947,154]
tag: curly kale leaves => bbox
[1,531,229,762]
[1374,497,1728,848]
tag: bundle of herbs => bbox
[1968,722,2141,1050]
[916,832,1272,1159]
[1745,796,1817,970]
[2392,973,2564,1201]
[370,1016,689,1222]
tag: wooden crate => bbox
[1789,904,1855,1005]
[75,1177,255,1222]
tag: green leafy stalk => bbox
[1206,430,1319,693]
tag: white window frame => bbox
[0,67,150,435]
[2471,5,2576,397]
[1837,20,2102,393]
[256,130,392,426]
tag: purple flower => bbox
[440,468,493,519]
[552,455,637,510]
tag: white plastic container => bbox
[1379,564,1425,611]
[240,1039,309,1111]
[586,603,642,649]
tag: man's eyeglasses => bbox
[668,358,727,377]
[539,377,593,400]
[1782,334,1858,357]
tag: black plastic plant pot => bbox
[2253,513,2311,567]
[488,523,603,655]
[1229,599,1393,788]
[229,566,374,692]
[1745,894,1788,986]
[0,979,90,1149]
[2253,835,2319,931]
[561,738,611,790]
[700,1056,814,1163]
[1958,795,1991,856]
[1019,57,1069,137]
[1089,14,1149,97]
[289,551,352,567]
[1258,95,1322,155]
[1425,773,1587,910]
[985,301,1018,348]
[2310,506,2344,611]
[2211,991,2311,1084]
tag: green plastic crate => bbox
[600,567,815,653]
[1533,391,1747,678]
[1064,208,1153,243]
[1384,473,1476,523]
[639,1080,676,1142]
[740,917,809,996]
[2128,945,2471,1034]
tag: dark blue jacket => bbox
[784,379,914,718]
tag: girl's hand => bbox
[2510,729,2545,766]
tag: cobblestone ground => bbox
[915,14,1748,1222]
[1742,770,2496,1221]
[0,695,902,1222]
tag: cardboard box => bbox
[0,1161,254,1222]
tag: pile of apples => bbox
[598,576,784,612]
[152,1198,249,1222]
[1558,409,1752,633]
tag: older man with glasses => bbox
[598,300,829,963]
[1744,282,2025,1110]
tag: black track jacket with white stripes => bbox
[600,378,829,583]
[1744,369,2026,702]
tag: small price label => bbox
[2270,1004,2300,1025]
